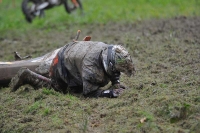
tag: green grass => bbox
[43,107,51,116]
[25,101,41,114]
[42,88,60,96]
[0,0,199,33]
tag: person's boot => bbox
[10,67,51,92]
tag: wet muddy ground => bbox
[0,16,199,132]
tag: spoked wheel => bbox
[63,0,83,14]
[22,0,43,23]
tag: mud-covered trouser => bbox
[10,67,52,92]
[49,59,69,93]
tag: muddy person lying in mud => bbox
[9,31,135,98]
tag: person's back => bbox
[57,41,110,94]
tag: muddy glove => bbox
[84,83,126,98]
[99,83,126,98]
[100,88,124,98]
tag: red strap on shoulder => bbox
[49,54,59,77]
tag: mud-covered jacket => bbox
[56,41,112,95]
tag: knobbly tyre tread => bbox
[63,0,83,14]
[21,0,36,23]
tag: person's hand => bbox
[112,88,125,97]
[109,83,127,97]
[99,83,127,98]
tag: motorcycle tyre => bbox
[63,0,83,14]
[22,0,36,23]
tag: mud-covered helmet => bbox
[102,45,135,77]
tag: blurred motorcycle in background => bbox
[21,0,82,23]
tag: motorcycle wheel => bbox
[21,0,38,23]
[63,0,83,14]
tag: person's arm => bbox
[93,71,125,98]
[109,71,126,89]
[110,71,120,85]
